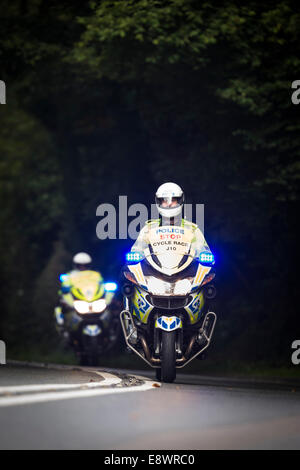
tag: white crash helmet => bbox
[73,252,92,270]
[155,182,184,218]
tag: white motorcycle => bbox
[120,224,217,383]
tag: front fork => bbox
[153,315,183,358]
[120,300,217,368]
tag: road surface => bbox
[0,362,300,450]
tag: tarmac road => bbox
[0,362,300,450]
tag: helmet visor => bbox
[74,263,91,271]
[156,195,184,210]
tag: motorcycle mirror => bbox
[122,284,134,297]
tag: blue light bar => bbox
[126,252,143,263]
[104,282,118,292]
[59,273,68,283]
[199,252,215,265]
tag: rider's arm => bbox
[58,274,75,308]
[130,224,150,253]
[59,273,72,294]
[193,226,212,255]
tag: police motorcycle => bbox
[120,224,217,383]
[55,270,120,366]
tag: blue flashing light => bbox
[199,252,215,266]
[104,282,118,292]
[59,273,68,283]
[126,252,143,263]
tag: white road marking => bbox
[0,372,159,408]
[0,372,121,395]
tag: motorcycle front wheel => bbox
[82,336,100,367]
[161,330,176,383]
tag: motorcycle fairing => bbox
[127,224,212,325]
[131,284,205,325]
[61,292,74,307]
[128,263,147,288]
[132,286,154,322]
[192,264,212,289]
[83,325,102,336]
[155,316,182,331]
[54,306,64,325]
[185,290,205,324]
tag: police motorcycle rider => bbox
[123,182,215,364]
[54,252,93,338]
[54,252,121,356]
[132,182,211,256]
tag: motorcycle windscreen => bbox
[69,270,102,301]
[147,225,195,270]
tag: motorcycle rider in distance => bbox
[55,252,121,362]
[131,182,211,256]
[54,252,97,337]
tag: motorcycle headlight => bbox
[173,279,193,295]
[73,300,90,314]
[74,299,107,314]
[92,299,107,313]
[147,276,172,295]
[146,276,194,296]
